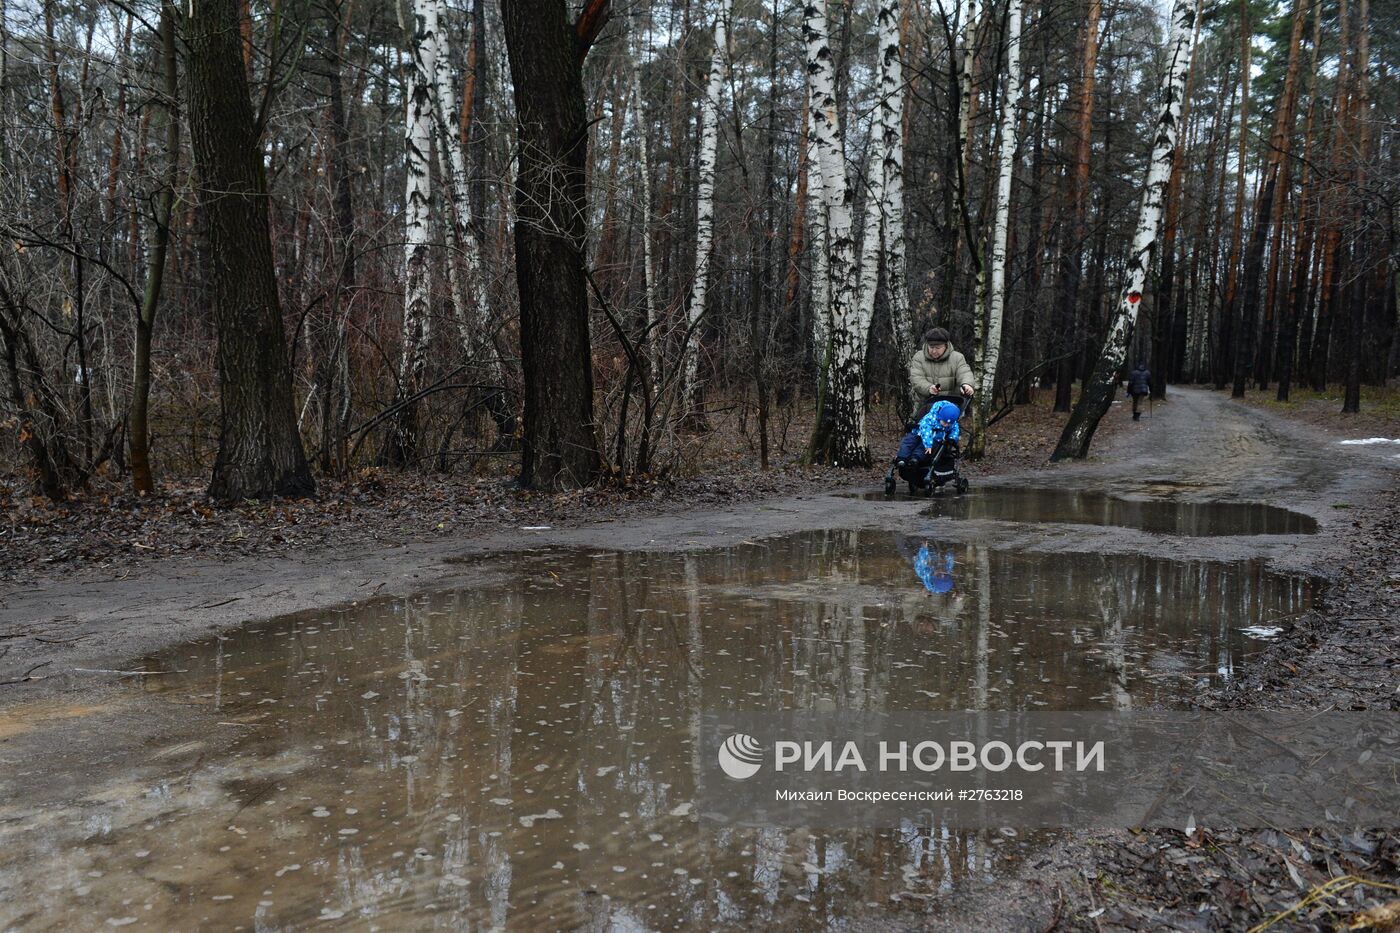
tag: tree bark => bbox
[1215,0,1250,389]
[130,3,179,495]
[1052,0,1101,412]
[1277,0,1323,402]
[680,0,733,420]
[876,0,913,422]
[500,0,603,489]
[1230,0,1306,399]
[184,0,314,499]
[970,0,1022,458]
[384,0,438,465]
[1342,0,1369,413]
[804,0,870,467]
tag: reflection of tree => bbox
[131,533,1315,926]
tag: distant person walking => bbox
[1126,361,1151,421]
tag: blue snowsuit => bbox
[914,544,956,595]
[896,400,962,462]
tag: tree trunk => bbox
[1052,0,1101,412]
[384,0,438,465]
[876,0,913,421]
[430,0,513,442]
[130,3,179,495]
[318,0,357,473]
[1230,0,1306,399]
[805,87,831,381]
[1342,0,1369,413]
[632,21,660,386]
[184,0,314,499]
[1277,0,1323,402]
[1052,0,1200,462]
[500,0,604,489]
[804,0,870,467]
[1215,0,1250,389]
[680,0,733,420]
[1151,36,1198,399]
[970,0,1022,458]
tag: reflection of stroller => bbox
[884,394,970,497]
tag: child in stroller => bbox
[884,395,970,497]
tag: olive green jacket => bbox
[907,344,975,404]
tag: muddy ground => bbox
[1,388,1397,931]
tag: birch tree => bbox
[1052,0,1202,461]
[631,22,659,383]
[804,0,870,467]
[806,89,831,375]
[680,0,733,420]
[875,0,913,416]
[969,0,1022,459]
[385,0,438,465]
[429,0,513,439]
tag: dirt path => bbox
[1,389,1396,929]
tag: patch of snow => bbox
[1338,437,1400,445]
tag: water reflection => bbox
[850,486,1318,536]
[924,487,1318,535]
[1,531,1314,930]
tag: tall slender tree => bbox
[804,0,870,467]
[680,0,733,420]
[384,0,439,465]
[130,2,179,494]
[971,0,1023,458]
[1052,0,1102,412]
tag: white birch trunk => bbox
[876,0,913,395]
[680,0,733,416]
[429,0,493,377]
[971,0,1022,455]
[1053,0,1202,460]
[803,0,869,465]
[855,133,886,352]
[806,88,831,375]
[631,28,660,384]
[394,0,438,454]
[951,0,978,254]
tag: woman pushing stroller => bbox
[884,327,974,496]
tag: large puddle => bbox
[854,486,1317,536]
[1,531,1315,929]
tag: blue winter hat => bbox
[933,400,961,422]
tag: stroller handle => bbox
[924,393,969,417]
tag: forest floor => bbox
[2,386,1398,930]
[0,388,1091,588]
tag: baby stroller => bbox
[883,394,970,497]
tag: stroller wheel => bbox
[907,480,918,496]
[957,477,969,495]
[884,476,896,497]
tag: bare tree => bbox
[184,0,314,498]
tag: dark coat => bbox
[1127,366,1151,396]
